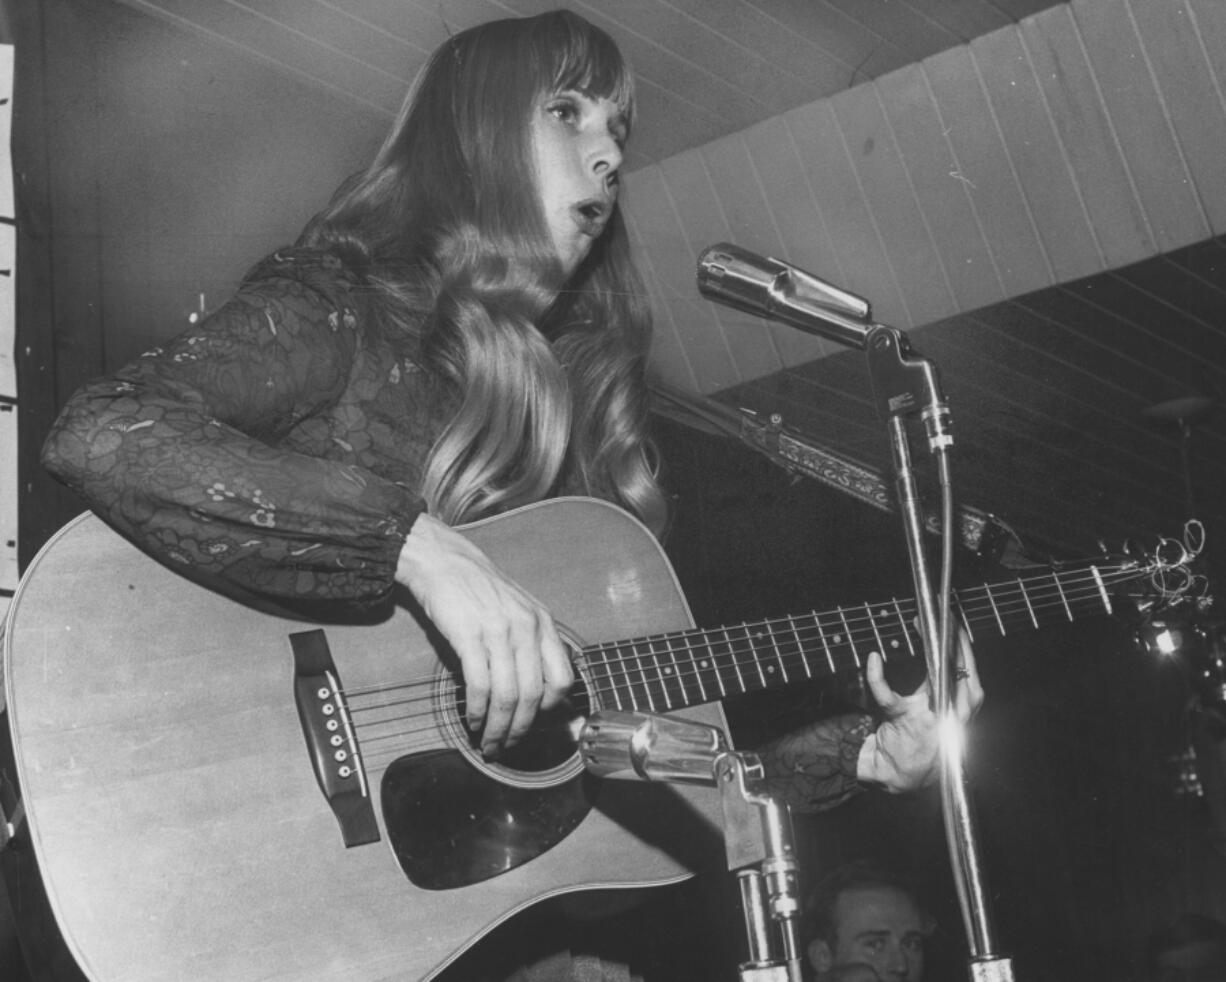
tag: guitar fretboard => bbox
[580,559,1134,713]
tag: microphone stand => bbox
[865,326,1013,981]
[695,242,1012,976]
[718,752,805,982]
[579,711,805,981]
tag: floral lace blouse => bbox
[41,246,871,807]
[41,248,440,609]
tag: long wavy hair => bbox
[299,10,667,535]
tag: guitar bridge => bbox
[290,629,381,847]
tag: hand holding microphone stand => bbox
[696,244,1014,981]
[580,710,806,982]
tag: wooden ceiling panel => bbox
[907,0,1016,38]
[98,0,1225,562]
[115,0,1064,164]
[719,237,1226,557]
[823,0,973,56]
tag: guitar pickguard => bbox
[381,750,595,890]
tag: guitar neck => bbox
[580,560,1135,713]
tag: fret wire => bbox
[1090,565,1113,614]
[646,638,673,710]
[893,598,918,656]
[814,613,837,674]
[664,636,693,705]
[570,562,1153,711]
[1052,571,1074,620]
[956,575,1123,630]
[879,602,909,661]
[1017,578,1038,629]
[699,629,728,699]
[750,620,789,691]
[789,614,813,679]
[754,628,780,686]
[950,591,973,643]
[779,620,818,681]
[644,640,664,711]
[628,641,650,711]
[1000,567,1134,616]
[983,583,1006,635]
[741,623,776,689]
[864,602,886,661]
[838,606,860,669]
[771,620,792,684]
[722,627,747,694]
[657,636,686,709]
[751,623,774,688]
[584,641,620,711]
[683,632,713,702]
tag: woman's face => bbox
[529,89,626,276]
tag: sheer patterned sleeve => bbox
[755,713,875,812]
[41,254,424,607]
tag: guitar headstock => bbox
[1115,521,1226,703]
[1106,519,1211,620]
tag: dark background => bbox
[4,1,1225,980]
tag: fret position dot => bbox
[833,634,843,644]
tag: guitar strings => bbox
[341,563,1157,765]
[351,565,1141,722]
[574,567,1133,707]
[347,564,1136,725]
[341,560,1139,706]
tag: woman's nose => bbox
[590,132,623,180]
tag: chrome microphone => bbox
[696,242,873,351]
[579,710,729,786]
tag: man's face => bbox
[809,886,926,981]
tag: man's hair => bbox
[1149,913,1226,967]
[803,859,935,947]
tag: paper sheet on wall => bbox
[1,44,13,398]
[1,399,15,596]
[2,43,16,596]
[0,44,12,220]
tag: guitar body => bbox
[3,498,727,982]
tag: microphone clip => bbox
[866,325,953,452]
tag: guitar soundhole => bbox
[453,674,593,783]
[376,649,600,889]
[465,699,588,772]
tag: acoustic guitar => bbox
[1,497,1196,981]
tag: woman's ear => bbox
[808,938,834,974]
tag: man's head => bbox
[1149,913,1226,982]
[804,860,933,982]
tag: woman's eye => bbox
[548,100,578,124]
